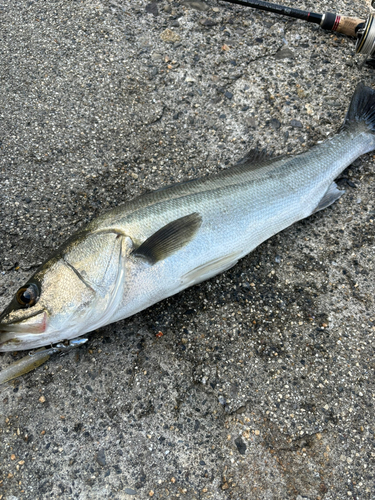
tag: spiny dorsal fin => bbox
[235,148,275,167]
[132,212,202,264]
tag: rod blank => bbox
[220,0,364,37]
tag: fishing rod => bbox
[219,0,375,67]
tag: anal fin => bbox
[313,182,345,214]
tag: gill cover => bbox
[0,230,129,351]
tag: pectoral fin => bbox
[132,212,202,264]
[312,182,345,214]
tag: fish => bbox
[1,83,375,355]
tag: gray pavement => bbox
[0,0,374,498]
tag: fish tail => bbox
[343,83,375,135]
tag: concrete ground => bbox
[0,0,374,498]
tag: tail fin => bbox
[343,82,375,133]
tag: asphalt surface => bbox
[0,0,374,499]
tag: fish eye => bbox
[16,284,39,308]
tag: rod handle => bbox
[335,16,365,37]
[321,12,364,37]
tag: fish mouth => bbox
[0,310,47,333]
[0,311,48,351]
[0,335,23,350]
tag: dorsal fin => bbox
[234,148,283,172]
[235,148,273,166]
[89,148,288,231]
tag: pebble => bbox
[124,488,137,495]
[182,0,210,11]
[151,52,162,61]
[224,91,233,100]
[234,436,247,455]
[290,119,303,128]
[199,18,217,27]
[96,449,106,467]
[274,48,295,59]
[160,29,181,43]
[235,406,246,414]
[269,118,281,130]
[145,3,158,16]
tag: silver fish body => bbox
[1,83,375,351]
[89,128,370,323]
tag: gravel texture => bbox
[0,0,374,499]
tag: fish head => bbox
[0,230,129,351]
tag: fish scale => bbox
[1,83,375,358]
[92,129,368,254]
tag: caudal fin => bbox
[343,82,375,133]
